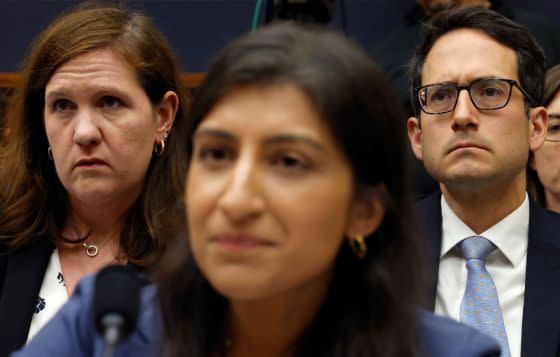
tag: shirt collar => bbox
[441,193,529,267]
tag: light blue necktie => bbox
[459,236,510,357]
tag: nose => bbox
[217,154,265,223]
[451,89,479,132]
[73,108,102,147]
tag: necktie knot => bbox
[459,235,496,261]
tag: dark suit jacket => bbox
[14,274,500,357]
[417,191,560,357]
[0,238,54,357]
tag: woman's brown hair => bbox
[0,3,187,266]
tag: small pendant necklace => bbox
[58,226,98,257]
[82,241,99,257]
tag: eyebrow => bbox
[44,86,132,101]
[548,113,560,119]
[193,128,327,151]
[425,76,503,86]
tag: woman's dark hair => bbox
[527,64,560,207]
[0,3,187,266]
[408,6,546,116]
[158,22,423,357]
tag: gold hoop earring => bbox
[47,147,53,161]
[153,140,165,156]
[348,235,367,259]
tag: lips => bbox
[211,233,275,251]
[75,157,108,167]
[447,142,487,154]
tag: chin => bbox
[70,188,124,206]
[442,172,505,192]
[208,273,275,302]
[433,162,490,181]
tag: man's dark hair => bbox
[408,6,546,116]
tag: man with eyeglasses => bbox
[407,6,560,357]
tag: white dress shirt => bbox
[26,249,69,343]
[435,193,529,357]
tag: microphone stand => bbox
[102,314,125,357]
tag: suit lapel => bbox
[0,238,54,355]
[521,201,560,357]
[416,191,443,310]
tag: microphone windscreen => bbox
[93,265,140,338]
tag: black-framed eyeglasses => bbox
[547,114,560,142]
[414,78,535,115]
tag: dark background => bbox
[0,0,558,73]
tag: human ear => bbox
[528,107,547,153]
[155,91,179,139]
[344,184,388,239]
[407,116,424,160]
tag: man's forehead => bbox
[421,28,518,85]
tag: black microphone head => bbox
[93,265,140,340]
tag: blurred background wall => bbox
[0,0,557,73]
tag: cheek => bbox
[264,193,348,299]
[534,145,560,180]
[119,116,156,148]
[274,177,352,265]
[286,190,348,239]
[419,123,441,145]
[112,118,157,164]
[418,129,442,168]
[184,169,218,248]
[43,118,72,177]
[44,115,65,149]
[497,119,531,157]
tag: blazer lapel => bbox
[520,201,560,357]
[0,238,54,356]
[416,191,443,310]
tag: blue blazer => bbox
[416,191,560,357]
[13,274,500,357]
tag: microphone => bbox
[93,265,140,357]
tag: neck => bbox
[60,201,132,259]
[66,196,134,241]
[544,190,560,213]
[441,173,526,234]
[227,271,331,357]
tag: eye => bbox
[201,147,227,161]
[432,92,449,102]
[195,144,234,169]
[52,99,75,112]
[549,123,560,133]
[100,96,123,109]
[480,87,503,97]
[270,152,311,172]
[429,87,454,103]
[474,80,508,98]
